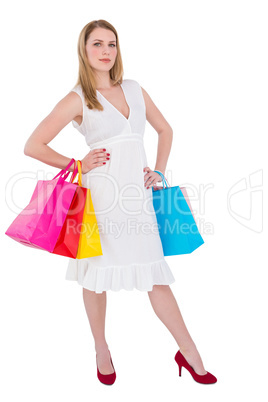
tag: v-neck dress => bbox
[65,79,175,293]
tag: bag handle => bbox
[69,160,82,185]
[52,158,76,181]
[77,160,82,186]
[154,170,170,189]
[69,159,77,182]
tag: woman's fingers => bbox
[143,168,162,188]
[81,148,110,173]
[91,148,110,165]
[143,167,162,184]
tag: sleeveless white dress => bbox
[65,79,175,293]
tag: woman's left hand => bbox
[143,167,163,189]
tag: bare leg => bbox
[147,285,207,375]
[82,288,114,374]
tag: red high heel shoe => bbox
[96,350,116,385]
[174,350,217,384]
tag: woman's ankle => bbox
[95,341,109,354]
[179,342,197,354]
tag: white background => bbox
[1,0,267,401]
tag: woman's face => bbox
[86,27,117,72]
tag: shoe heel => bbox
[174,349,217,384]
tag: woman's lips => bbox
[99,59,111,63]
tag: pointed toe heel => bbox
[174,350,217,385]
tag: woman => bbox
[24,19,217,386]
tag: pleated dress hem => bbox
[65,258,175,294]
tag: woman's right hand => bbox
[80,148,110,174]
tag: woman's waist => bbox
[89,133,144,149]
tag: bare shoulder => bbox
[24,90,84,154]
[140,86,149,100]
[48,90,83,126]
[59,91,83,115]
[140,86,172,134]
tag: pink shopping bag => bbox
[5,158,78,252]
[180,187,197,224]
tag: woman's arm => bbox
[24,91,83,172]
[141,87,173,175]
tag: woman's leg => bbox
[147,284,207,375]
[82,288,114,374]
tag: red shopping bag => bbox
[52,160,103,259]
[52,161,88,257]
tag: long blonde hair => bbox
[73,19,124,111]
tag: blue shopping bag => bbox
[152,170,204,256]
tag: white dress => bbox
[65,79,175,293]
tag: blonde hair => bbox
[73,19,124,111]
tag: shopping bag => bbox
[5,158,78,252]
[71,160,103,259]
[52,160,88,258]
[180,187,197,224]
[52,160,103,259]
[152,170,204,256]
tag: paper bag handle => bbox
[70,160,82,186]
[154,170,170,189]
[52,158,76,181]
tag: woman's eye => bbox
[94,43,116,47]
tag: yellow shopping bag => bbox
[72,160,103,259]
